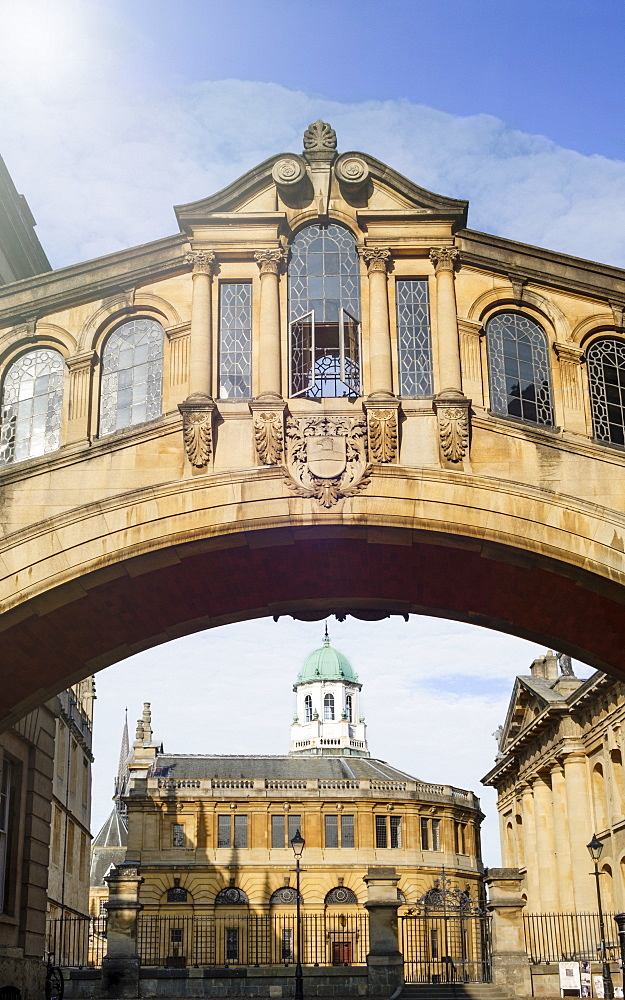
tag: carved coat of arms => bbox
[284,416,370,508]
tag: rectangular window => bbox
[421,817,429,851]
[226,928,238,961]
[52,805,63,865]
[80,832,87,880]
[396,278,433,396]
[375,815,387,849]
[173,823,185,848]
[219,283,252,399]
[282,928,293,961]
[217,815,231,848]
[431,928,439,959]
[341,814,355,849]
[234,814,248,849]
[325,814,339,848]
[66,820,75,874]
[390,815,402,849]
[432,818,440,851]
[271,815,285,848]
[171,927,183,944]
[288,814,302,845]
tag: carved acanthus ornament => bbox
[284,415,370,508]
[429,246,460,273]
[185,249,217,275]
[360,247,392,274]
[253,410,284,465]
[254,248,288,275]
[433,397,470,463]
[178,394,215,467]
[303,120,337,151]
[367,408,398,463]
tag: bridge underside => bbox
[2,525,624,730]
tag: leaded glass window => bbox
[0,349,64,466]
[288,223,361,398]
[325,886,358,904]
[396,279,433,396]
[486,312,553,425]
[100,318,163,436]
[219,283,252,398]
[587,337,625,446]
[325,814,339,848]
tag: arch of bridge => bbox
[1,464,624,731]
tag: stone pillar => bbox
[363,866,403,997]
[563,750,596,910]
[554,343,587,435]
[520,781,541,910]
[179,250,217,468]
[484,868,532,996]
[254,248,287,400]
[65,350,96,445]
[458,318,484,406]
[533,773,560,911]
[429,246,471,463]
[101,862,143,999]
[360,247,400,464]
[551,761,574,898]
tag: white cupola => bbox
[290,626,369,756]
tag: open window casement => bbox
[289,310,315,398]
[340,308,361,397]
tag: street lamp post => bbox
[291,829,305,1000]
[588,834,614,1000]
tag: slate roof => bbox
[149,754,420,783]
[90,807,128,887]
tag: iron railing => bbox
[401,912,492,983]
[523,912,620,964]
[137,912,369,968]
[45,915,107,969]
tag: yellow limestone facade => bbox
[119,640,484,937]
[483,652,625,915]
[1,122,625,736]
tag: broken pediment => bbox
[174,121,468,236]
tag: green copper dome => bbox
[296,628,359,684]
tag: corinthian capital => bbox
[185,249,217,275]
[429,246,460,273]
[359,247,392,273]
[254,248,288,275]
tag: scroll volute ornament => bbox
[185,249,216,275]
[360,247,392,274]
[429,246,459,273]
[254,248,288,275]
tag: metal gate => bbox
[401,873,492,983]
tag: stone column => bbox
[533,773,560,911]
[178,250,217,468]
[360,247,400,464]
[563,750,596,911]
[429,246,471,463]
[484,868,532,995]
[65,350,96,445]
[250,248,288,467]
[551,761,574,897]
[363,866,403,997]
[101,862,143,999]
[554,343,587,435]
[520,781,541,910]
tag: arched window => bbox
[167,885,188,903]
[345,695,352,722]
[0,349,64,465]
[100,318,164,436]
[269,886,302,905]
[288,223,361,399]
[215,886,249,905]
[324,693,335,721]
[587,337,625,446]
[593,764,607,832]
[611,750,624,818]
[304,695,313,723]
[325,886,358,905]
[486,312,553,425]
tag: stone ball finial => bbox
[303,120,337,151]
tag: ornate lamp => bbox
[587,834,613,999]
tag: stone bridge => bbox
[1,121,625,729]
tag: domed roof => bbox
[296,628,359,684]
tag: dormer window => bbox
[288,223,361,399]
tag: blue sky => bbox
[0,0,614,865]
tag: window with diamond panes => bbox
[219,283,252,398]
[587,337,625,446]
[486,312,553,426]
[288,223,361,398]
[396,279,433,396]
[100,318,163,436]
[0,349,64,466]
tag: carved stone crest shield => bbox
[284,415,370,508]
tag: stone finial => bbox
[303,120,337,151]
[142,702,152,744]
